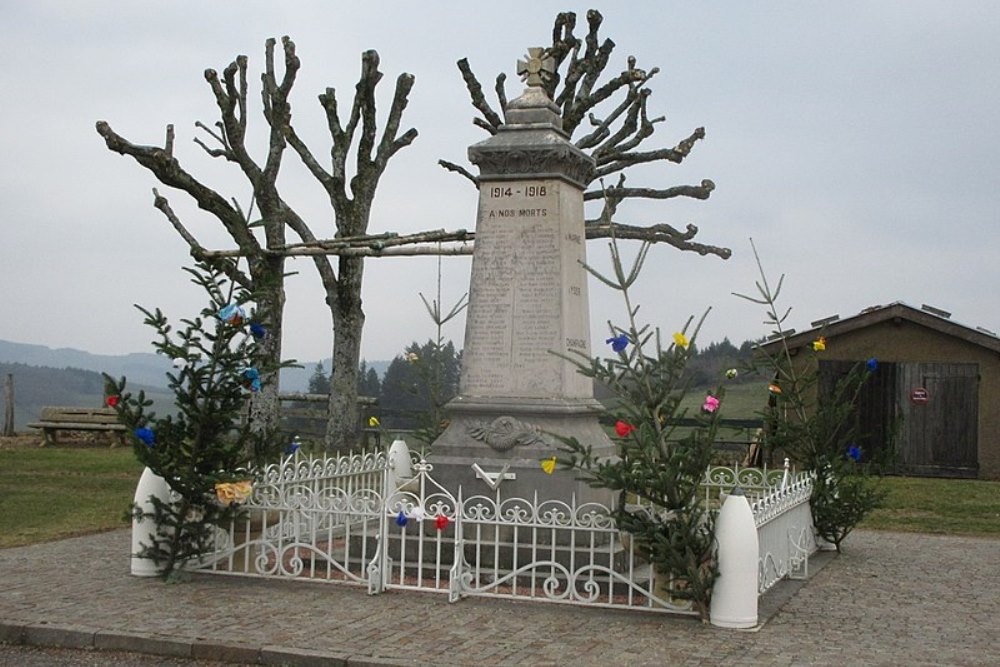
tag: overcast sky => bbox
[2,1,997,367]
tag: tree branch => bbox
[375,73,418,170]
[437,159,479,186]
[543,11,580,98]
[456,58,502,133]
[205,58,258,179]
[203,244,475,259]
[193,120,232,159]
[200,228,475,259]
[279,228,473,253]
[259,36,299,190]
[151,189,252,288]
[493,73,509,118]
[151,188,203,256]
[96,121,261,256]
[584,179,715,202]
[557,11,617,135]
[585,220,731,259]
[442,14,727,262]
[280,203,339,295]
[354,50,382,184]
[317,85,349,205]
[594,126,706,177]
[285,125,335,193]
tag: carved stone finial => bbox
[516,47,556,88]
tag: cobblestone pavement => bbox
[1,529,997,666]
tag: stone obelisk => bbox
[429,49,615,502]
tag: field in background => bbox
[677,381,767,420]
[601,381,768,422]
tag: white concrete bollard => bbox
[710,487,759,629]
[386,438,413,492]
[130,466,172,577]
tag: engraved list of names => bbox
[460,179,590,398]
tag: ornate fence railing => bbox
[751,470,817,594]
[373,462,696,615]
[189,444,817,615]
[195,449,388,583]
[702,460,792,508]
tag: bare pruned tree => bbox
[97,36,417,449]
[440,9,731,260]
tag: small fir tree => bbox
[734,239,892,551]
[105,260,289,578]
[557,237,724,622]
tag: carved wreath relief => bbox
[468,416,548,451]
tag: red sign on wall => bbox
[910,387,930,404]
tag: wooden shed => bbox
[762,303,1000,480]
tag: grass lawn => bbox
[861,476,1000,537]
[0,439,143,548]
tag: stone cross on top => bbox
[516,47,555,88]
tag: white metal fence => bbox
[191,445,816,614]
[197,449,387,585]
[751,470,818,594]
[703,460,793,506]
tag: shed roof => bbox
[761,302,1000,354]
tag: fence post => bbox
[2,373,13,436]
[386,438,412,493]
[710,487,759,628]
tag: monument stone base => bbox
[428,395,617,505]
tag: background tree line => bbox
[303,336,760,437]
[308,339,461,437]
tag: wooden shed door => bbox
[818,360,897,463]
[897,362,979,477]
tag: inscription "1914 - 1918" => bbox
[489,184,547,198]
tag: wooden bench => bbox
[27,406,127,447]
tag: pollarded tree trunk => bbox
[328,254,366,449]
[246,255,286,434]
[280,51,417,450]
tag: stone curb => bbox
[0,621,24,644]
[260,645,351,666]
[94,629,192,658]
[192,639,263,664]
[22,622,96,649]
[0,620,421,666]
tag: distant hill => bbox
[0,339,390,393]
[0,339,171,388]
[0,340,392,425]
